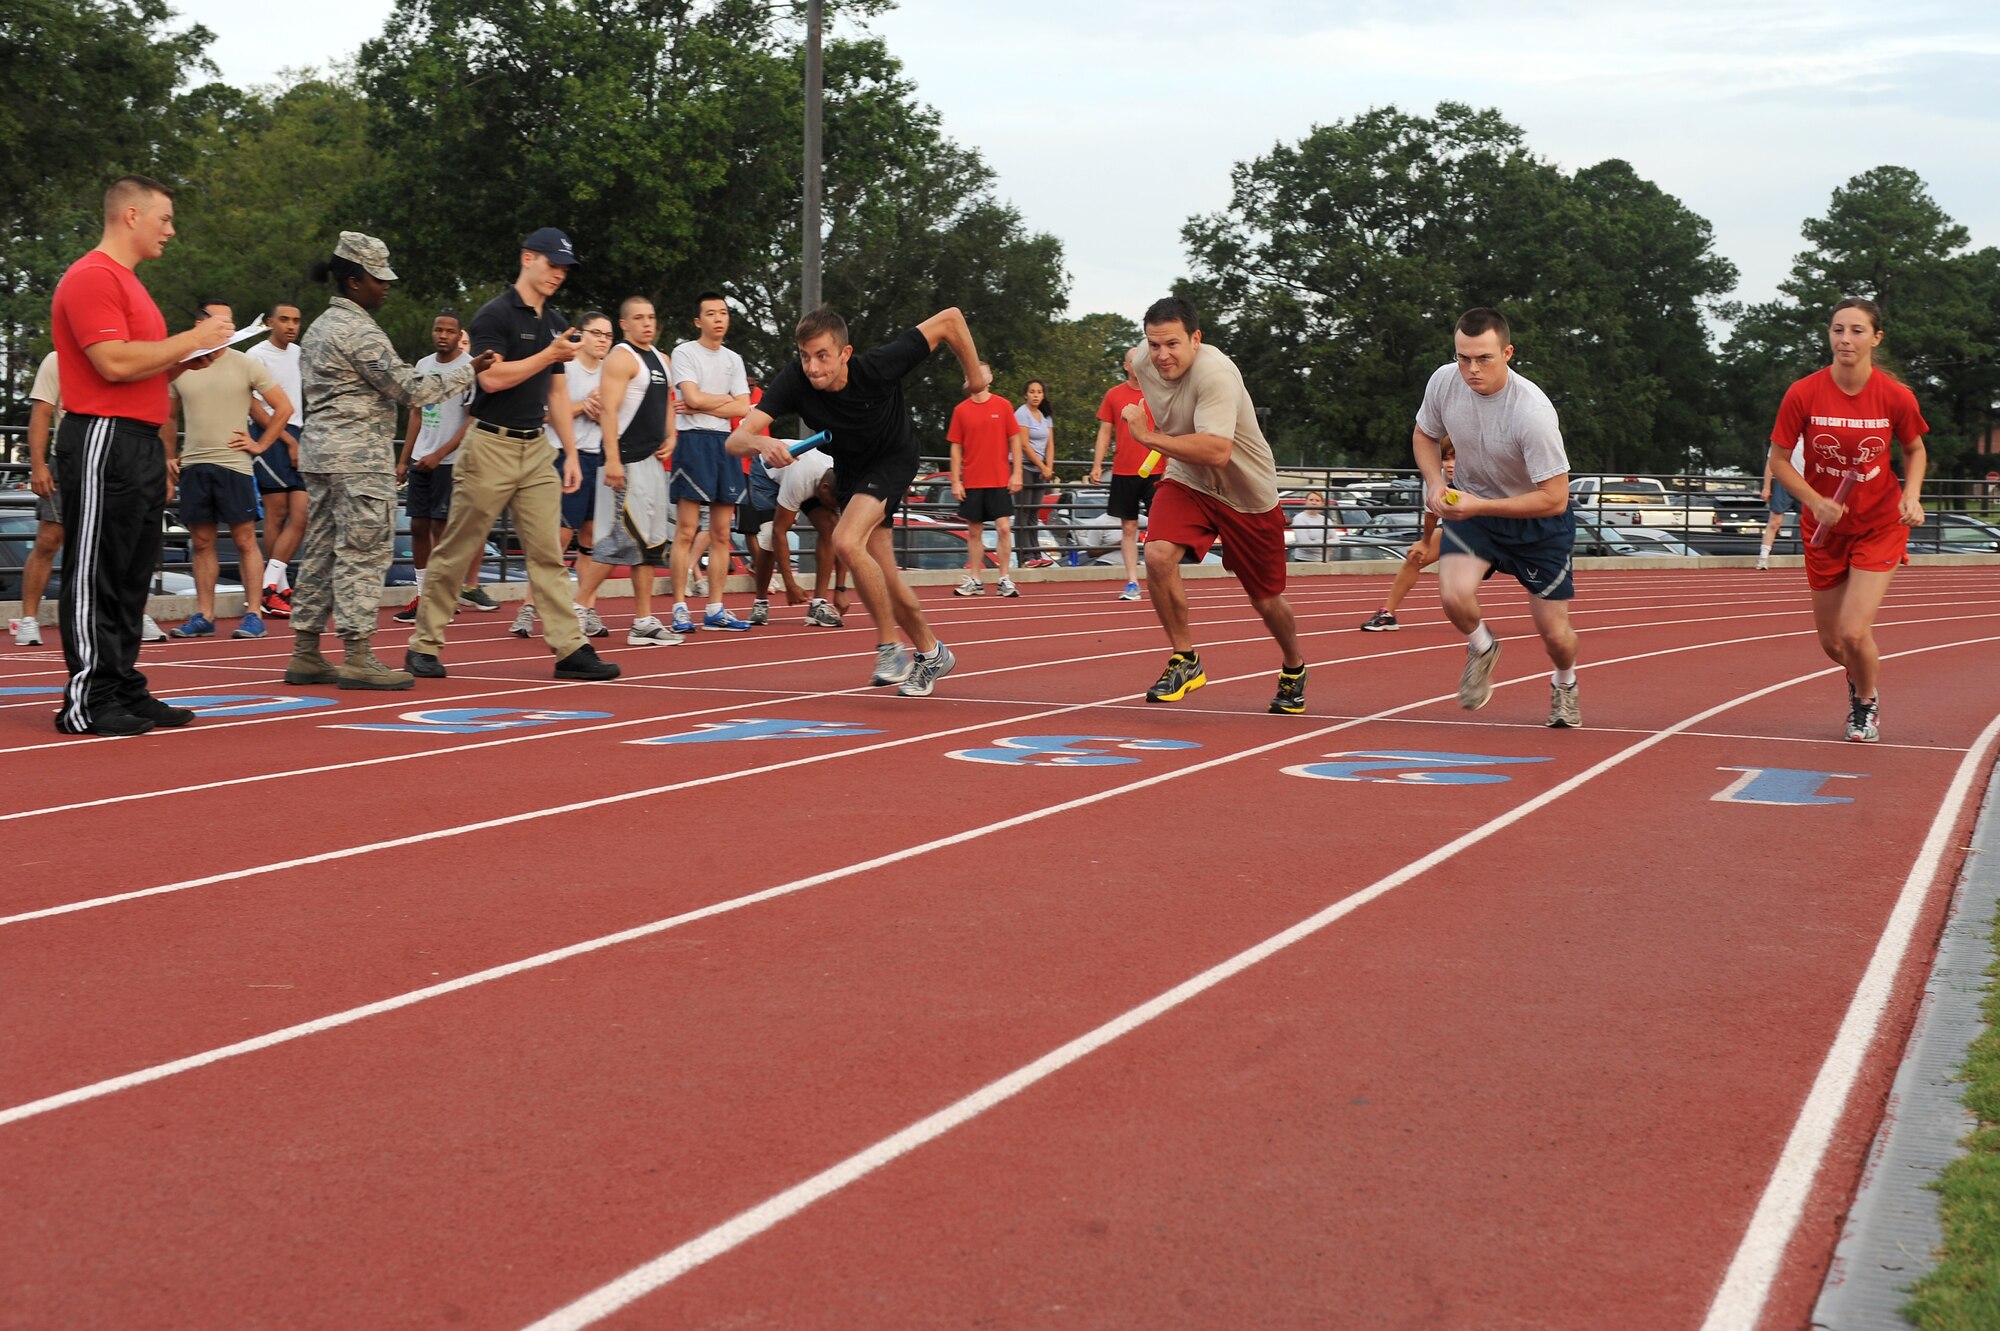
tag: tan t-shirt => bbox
[170,348,277,473]
[1128,342,1278,513]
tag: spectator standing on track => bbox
[1414,307,1581,728]
[947,363,1026,598]
[1757,438,1805,571]
[770,449,849,625]
[1120,296,1307,715]
[576,296,679,647]
[49,175,236,736]
[668,292,755,634]
[1090,362,1157,601]
[1767,296,1929,744]
[163,299,291,641]
[1015,379,1058,567]
[404,228,619,683]
[392,311,475,624]
[725,305,985,697]
[246,301,307,613]
[510,309,612,639]
[1361,441,1456,631]
[286,232,492,692]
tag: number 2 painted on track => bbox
[331,707,612,734]
[1283,749,1550,785]
[946,735,1202,767]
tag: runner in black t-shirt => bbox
[727,306,984,696]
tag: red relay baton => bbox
[1807,475,1856,548]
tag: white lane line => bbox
[517,635,2000,1331]
[1697,708,2000,1331]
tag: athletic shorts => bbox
[1439,507,1578,601]
[746,459,781,513]
[252,424,305,493]
[558,449,602,530]
[670,428,746,507]
[1803,520,1908,591]
[178,462,263,526]
[1768,487,1796,516]
[406,462,454,522]
[833,450,916,522]
[957,486,1014,523]
[35,480,60,525]
[591,455,672,568]
[736,500,776,539]
[1107,472,1155,521]
[1145,478,1288,601]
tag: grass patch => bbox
[1903,924,2000,1329]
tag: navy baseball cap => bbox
[522,227,580,266]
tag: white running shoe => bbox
[955,576,983,597]
[627,615,684,647]
[12,617,42,646]
[871,642,912,686]
[996,576,1020,598]
[898,641,957,697]
[141,614,167,642]
[805,599,844,628]
[510,603,536,638]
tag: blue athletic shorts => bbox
[179,462,263,526]
[252,424,305,493]
[557,450,602,530]
[1439,506,1577,600]
[670,428,746,507]
[1768,487,1796,516]
[406,462,453,522]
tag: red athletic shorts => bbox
[1803,520,1908,591]
[1146,478,1288,600]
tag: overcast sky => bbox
[177,0,2000,323]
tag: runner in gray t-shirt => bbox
[1412,307,1582,728]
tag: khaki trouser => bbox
[410,422,583,658]
[294,471,395,642]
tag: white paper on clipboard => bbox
[179,315,268,362]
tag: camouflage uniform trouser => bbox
[292,471,395,641]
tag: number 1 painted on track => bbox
[1711,767,1866,806]
[1283,750,1551,785]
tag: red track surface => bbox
[4,566,1998,1330]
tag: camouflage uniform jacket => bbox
[298,296,478,474]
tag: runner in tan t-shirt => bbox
[1122,296,1307,714]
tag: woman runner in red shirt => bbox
[1768,297,1929,743]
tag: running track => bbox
[4,566,1998,1330]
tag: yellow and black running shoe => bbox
[1146,652,1206,703]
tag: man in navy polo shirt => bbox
[405,227,618,682]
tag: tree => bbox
[1179,103,1737,472]
[999,312,1140,464]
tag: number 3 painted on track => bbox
[947,735,1202,767]
[1283,749,1550,785]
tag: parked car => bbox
[1575,518,1703,556]
[1912,512,2000,553]
[1570,476,1717,528]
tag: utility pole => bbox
[801,0,823,316]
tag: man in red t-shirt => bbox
[1090,363,1157,599]
[49,175,236,737]
[946,361,1026,596]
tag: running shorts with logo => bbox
[833,448,916,522]
[1803,521,1908,591]
[670,427,746,506]
[252,423,305,493]
[1145,478,1288,600]
[1439,507,1578,601]
[178,462,263,525]
[957,487,1013,523]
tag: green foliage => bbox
[1179,103,1738,472]
[995,312,1140,463]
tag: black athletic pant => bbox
[56,413,166,732]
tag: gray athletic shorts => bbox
[592,455,672,567]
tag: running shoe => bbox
[805,599,844,628]
[141,614,167,642]
[1025,556,1057,569]
[692,575,709,598]
[898,641,957,697]
[171,613,216,638]
[233,612,266,640]
[262,585,292,617]
[871,642,912,686]
[1547,680,1582,729]
[1118,581,1141,602]
[627,615,683,647]
[954,576,983,596]
[458,585,499,611]
[1846,697,1880,743]
[576,605,609,638]
[996,576,1021,598]
[12,618,41,646]
[750,598,770,626]
[703,607,753,631]
[510,603,536,637]
[129,696,196,727]
[1269,664,1308,715]
[671,604,698,635]
[1458,639,1501,711]
[393,595,421,624]
[1755,558,1769,571]
[1360,609,1399,632]
[1146,653,1206,703]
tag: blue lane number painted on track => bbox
[946,735,1202,767]
[1711,766,1866,806]
[333,706,612,734]
[0,686,64,696]
[175,694,338,717]
[630,718,885,745]
[1283,749,1551,785]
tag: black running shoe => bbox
[1147,653,1206,703]
[1269,665,1307,714]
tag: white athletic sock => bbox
[1759,543,1772,559]
[1553,666,1577,686]
[1468,623,1496,654]
[413,568,427,595]
[265,558,288,590]
[706,601,724,616]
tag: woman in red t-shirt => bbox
[1768,297,1929,743]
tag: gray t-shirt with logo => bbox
[1415,364,1568,500]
